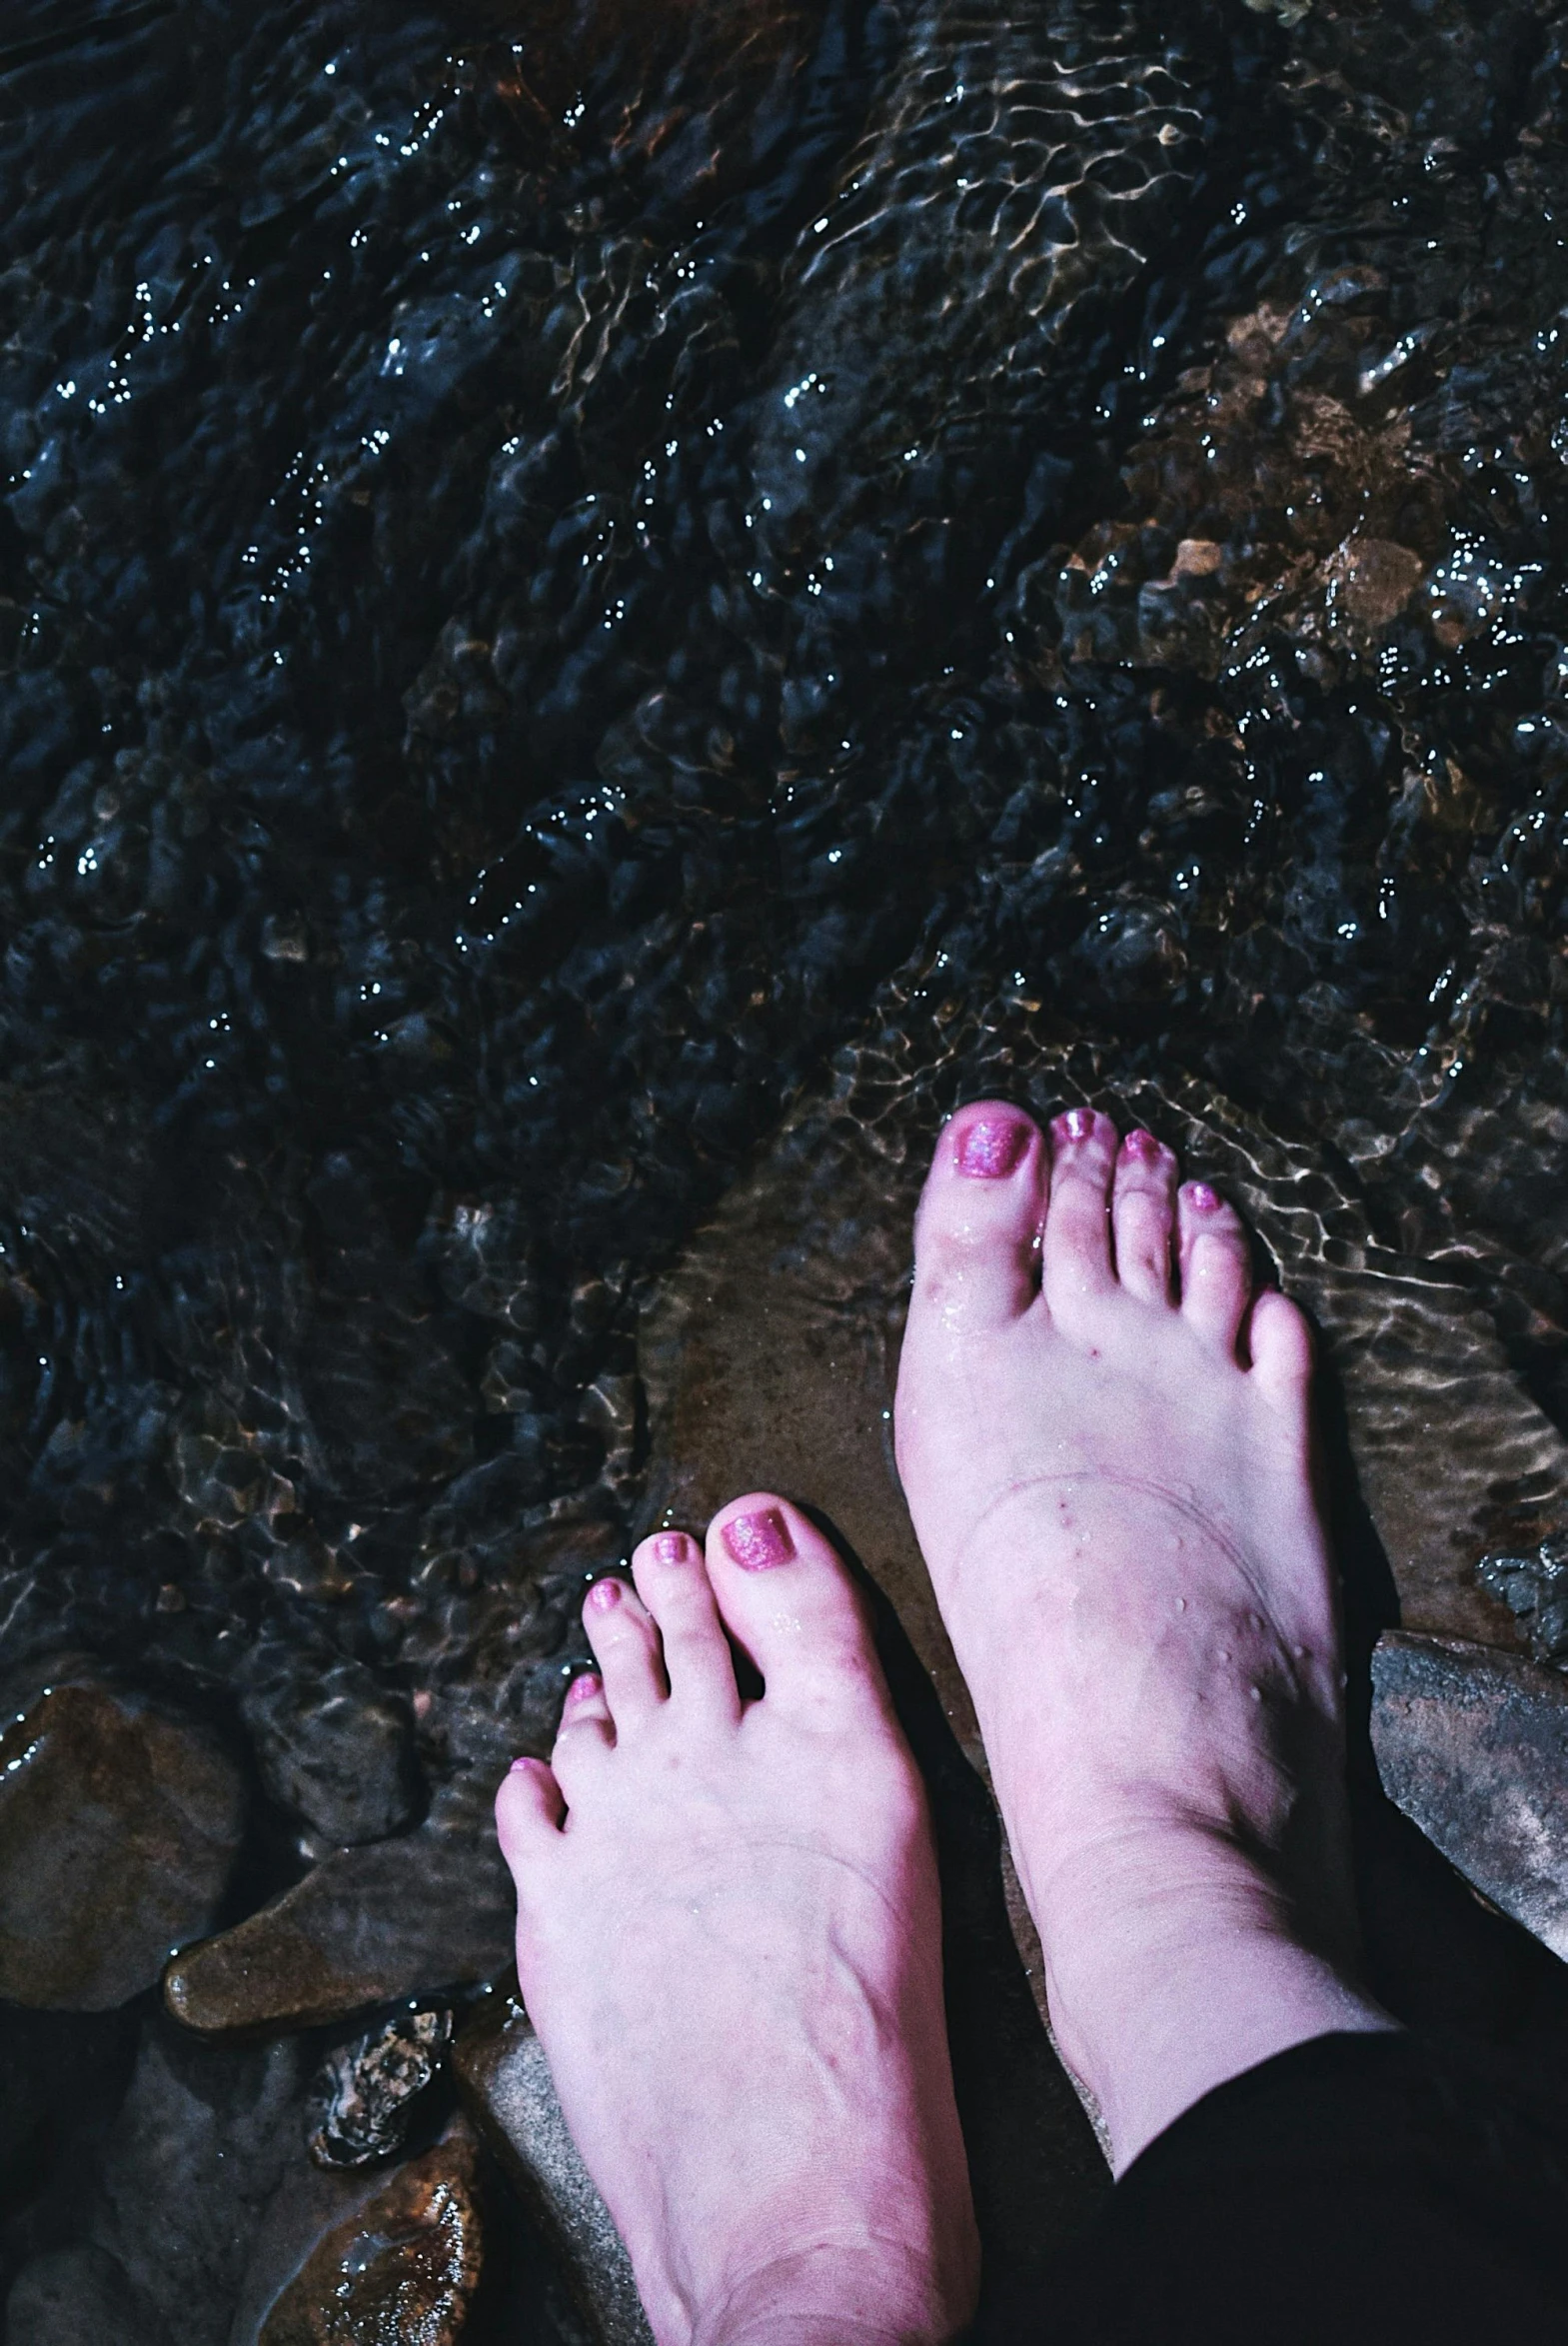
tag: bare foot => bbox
[894,1104,1395,2171]
[495,1495,979,2346]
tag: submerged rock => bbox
[309,2008,454,2170]
[164,1790,512,2034]
[240,1658,424,1851]
[257,2121,484,2346]
[0,1675,244,2010]
[91,2013,314,2346]
[1370,1630,1568,1962]
[454,1996,651,2346]
[4,2243,158,2346]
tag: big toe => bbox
[910,1103,1045,1331]
[705,1493,892,1726]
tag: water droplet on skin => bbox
[1218,1648,1231,1663]
[1249,1685,1263,1702]
[1173,1595,1186,1611]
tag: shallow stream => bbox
[5,0,1568,2338]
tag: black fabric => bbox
[1038,2031,1568,2344]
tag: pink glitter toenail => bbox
[1188,1181,1223,1212]
[1060,1107,1094,1141]
[1123,1128,1161,1161]
[722,1506,795,1570]
[654,1532,689,1562]
[566,1670,602,1704]
[956,1118,1029,1178]
[586,1576,623,1612]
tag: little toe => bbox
[581,1575,666,1723]
[910,1102,1046,1330]
[495,1754,566,1879]
[704,1493,892,1725]
[1040,1107,1118,1316]
[1110,1128,1177,1303]
[1176,1180,1253,1356]
[631,1528,741,1720]
[1246,1284,1316,1400]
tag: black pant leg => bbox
[1034,2031,1568,2345]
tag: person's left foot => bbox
[495,1495,979,2346]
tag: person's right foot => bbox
[894,1104,1394,2169]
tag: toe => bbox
[631,1528,741,1721]
[550,1668,615,1788]
[495,1755,566,1877]
[704,1492,892,1725]
[1040,1107,1118,1316]
[1110,1128,1176,1303]
[910,1102,1045,1330]
[1176,1180,1253,1356]
[1246,1284,1315,1398]
[582,1575,667,1723]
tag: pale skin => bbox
[496,1104,1396,2346]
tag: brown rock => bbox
[454,1997,651,2346]
[0,1677,244,2010]
[1370,1630,1568,1960]
[164,1790,513,2034]
[258,2123,484,2346]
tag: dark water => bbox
[4,0,1568,2319]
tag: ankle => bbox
[1033,1824,1394,2170]
[690,2240,970,2346]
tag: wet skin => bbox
[496,1107,1393,2345]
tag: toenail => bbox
[1059,1106,1094,1141]
[586,1577,624,1613]
[722,1506,795,1570]
[654,1531,690,1563]
[1122,1128,1161,1162]
[955,1116,1030,1178]
[565,1670,602,1705]
[1188,1181,1224,1212]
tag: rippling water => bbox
[2,0,1568,1988]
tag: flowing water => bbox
[5,0,1568,2334]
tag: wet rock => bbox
[1370,1630,1568,1962]
[165,1789,512,2034]
[89,2012,314,2346]
[309,2008,454,2170]
[257,2121,484,2346]
[4,2243,157,2346]
[0,1675,244,2010]
[454,1996,651,2346]
[1477,1539,1568,1666]
[239,1656,424,1849]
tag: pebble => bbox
[257,2122,484,2346]
[164,1787,512,2033]
[309,2008,453,2169]
[0,1673,243,2009]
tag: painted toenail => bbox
[1188,1181,1224,1212]
[565,1670,602,1704]
[654,1532,690,1562]
[956,1117,1029,1178]
[1123,1128,1161,1162]
[722,1507,795,1570]
[586,1577,624,1613]
[1060,1107,1094,1141]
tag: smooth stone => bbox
[0,1675,244,2010]
[165,1789,513,2035]
[4,2244,158,2346]
[1370,1630,1568,1961]
[90,2013,313,2346]
[257,2121,484,2346]
[309,2008,454,2169]
[239,1658,423,1850]
[454,1996,651,2346]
